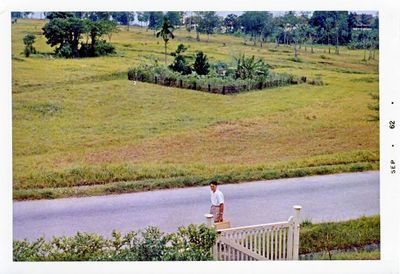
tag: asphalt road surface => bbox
[13,171,379,240]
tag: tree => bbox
[260,13,273,47]
[197,11,221,42]
[165,12,183,28]
[43,17,116,58]
[43,17,87,58]
[23,33,36,57]
[112,12,135,30]
[137,12,149,27]
[169,44,192,75]
[184,13,201,39]
[239,11,270,46]
[156,17,175,64]
[45,12,75,20]
[334,12,349,54]
[193,51,210,75]
[87,12,111,22]
[148,12,164,35]
[224,14,240,33]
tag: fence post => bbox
[205,214,214,228]
[293,205,302,260]
[205,214,218,260]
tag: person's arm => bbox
[219,203,224,222]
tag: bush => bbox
[94,40,115,56]
[23,33,36,57]
[169,44,192,75]
[193,51,210,75]
[13,224,217,261]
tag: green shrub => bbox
[13,224,217,261]
[128,62,296,94]
[94,40,115,56]
[163,224,217,261]
[23,33,36,57]
[169,44,192,75]
[193,51,210,75]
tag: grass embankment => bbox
[300,215,380,259]
[12,20,379,200]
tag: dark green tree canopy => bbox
[193,51,210,75]
[42,16,116,58]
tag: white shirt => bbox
[210,189,224,206]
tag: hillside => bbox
[12,19,379,200]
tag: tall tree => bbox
[224,14,240,34]
[197,11,221,42]
[165,11,183,28]
[156,17,175,64]
[43,17,87,58]
[137,12,149,27]
[239,11,271,46]
[148,12,164,35]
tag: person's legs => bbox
[210,205,220,222]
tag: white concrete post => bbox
[205,213,218,259]
[205,214,214,228]
[293,205,302,260]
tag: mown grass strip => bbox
[13,161,378,200]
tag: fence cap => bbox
[293,205,302,210]
[204,214,214,218]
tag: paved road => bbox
[13,171,379,240]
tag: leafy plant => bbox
[23,33,36,57]
[156,17,175,64]
[234,54,269,80]
[193,51,210,75]
[13,224,217,261]
[169,44,192,75]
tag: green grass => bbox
[300,215,380,255]
[311,249,380,260]
[12,20,379,200]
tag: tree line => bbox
[16,11,378,59]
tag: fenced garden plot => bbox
[128,64,318,95]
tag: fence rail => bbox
[208,205,302,261]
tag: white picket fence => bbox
[206,205,302,261]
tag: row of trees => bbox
[127,11,379,51]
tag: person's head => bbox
[209,181,218,192]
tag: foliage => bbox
[239,11,272,46]
[169,44,192,75]
[148,12,164,31]
[193,51,210,75]
[42,16,116,58]
[163,224,217,260]
[165,11,183,28]
[23,33,36,57]
[129,62,294,94]
[234,54,269,80]
[197,12,221,41]
[299,215,380,255]
[13,225,217,261]
[157,17,175,64]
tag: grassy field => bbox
[12,19,379,200]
